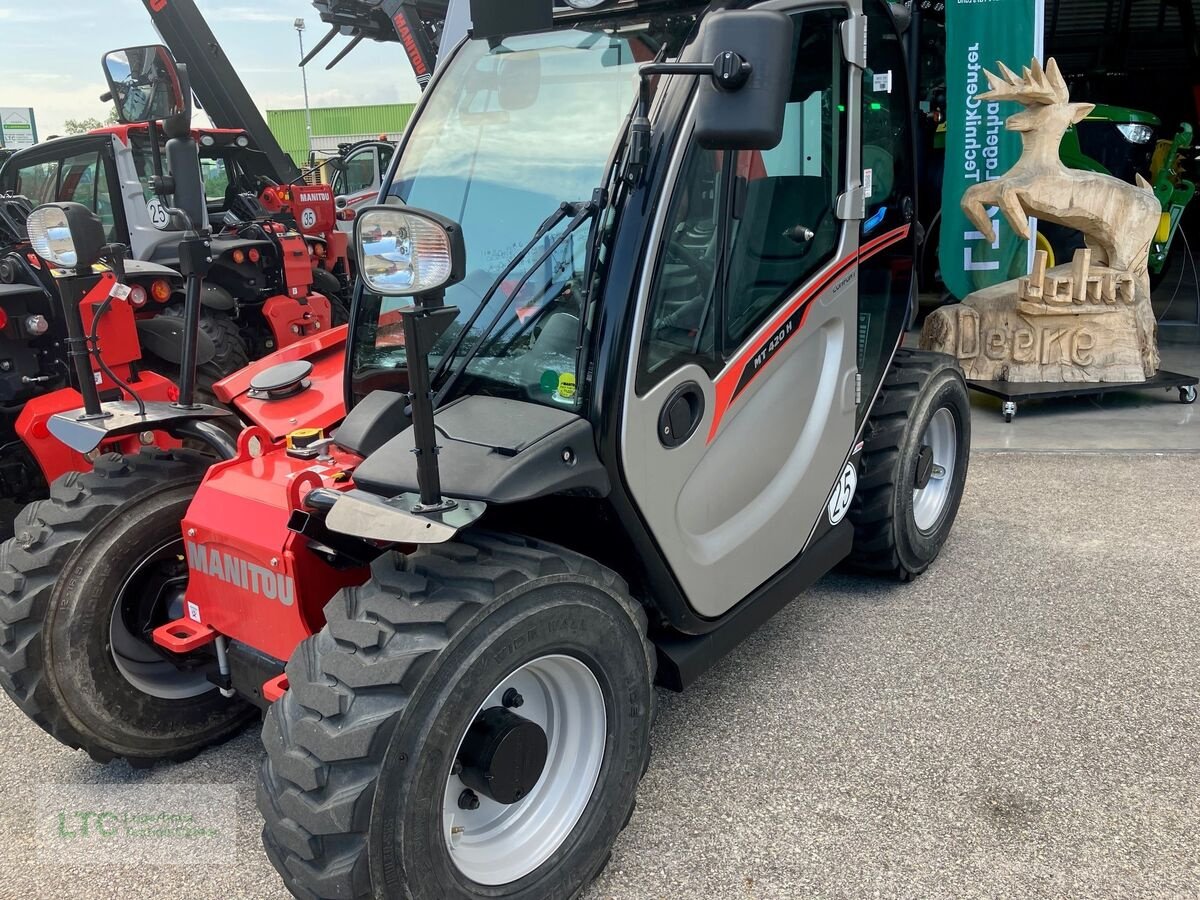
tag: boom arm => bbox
[310,0,461,84]
[138,0,302,184]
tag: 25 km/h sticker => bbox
[827,462,857,525]
[147,197,171,230]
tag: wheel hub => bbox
[458,707,549,805]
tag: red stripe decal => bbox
[706,224,910,442]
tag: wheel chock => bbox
[152,617,217,653]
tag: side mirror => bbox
[102,44,188,127]
[354,207,466,297]
[25,202,108,272]
[693,10,794,151]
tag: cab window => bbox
[58,151,117,241]
[336,150,377,196]
[637,6,847,392]
[724,7,846,347]
[13,159,60,205]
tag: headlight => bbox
[1117,123,1154,144]
[26,202,107,270]
[354,207,465,297]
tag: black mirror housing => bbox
[694,10,794,151]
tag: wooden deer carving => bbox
[958,57,1161,376]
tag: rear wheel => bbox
[848,349,971,579]
[259,533,656,900]
[0,449,253,764]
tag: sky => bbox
[0,0,424,137]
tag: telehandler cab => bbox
[0,2,970,897]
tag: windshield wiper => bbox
[431,199,598,403]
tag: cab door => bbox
[333,143,393,230]
[620,3,863,619]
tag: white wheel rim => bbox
[443,654,607,886]
[912,406,957,533]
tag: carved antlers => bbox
[980,57,1070,106]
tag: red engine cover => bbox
[181,429,367,661]
[291,184,337,236]
[213,325,347,441]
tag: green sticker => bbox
[539,370,560,393]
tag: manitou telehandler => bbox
[0,2,971,897]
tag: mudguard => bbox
[135,315,218,365]
[214,325,347,440]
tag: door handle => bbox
[658,382,705,448]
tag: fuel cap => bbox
[248,360,313,401]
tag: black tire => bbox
[145,305,251,404]
[0,449,254,764]
[259,532,656,900]
[848,349,971,580]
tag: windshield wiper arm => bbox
[429,202,578,386]
[433,199,597,404]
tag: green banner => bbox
[938,0,1039,299]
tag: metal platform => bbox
[968,370,1199,422]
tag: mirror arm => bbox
[625,53,753,184]
[145,120,176,196]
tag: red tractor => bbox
[0,112,347,387]
[0,6,971,897]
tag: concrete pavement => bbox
[0,451,1197,899]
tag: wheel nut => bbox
[458,789,480,811]
[502,688,524,709]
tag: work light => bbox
[355,207,465,297]
[26,202,107,271]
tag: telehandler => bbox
[0,1,970,897]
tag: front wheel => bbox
[259,533,656,900]
[0,450,253,764]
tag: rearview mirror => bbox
[693,10,794,151]
[355,207,466,297]
[102,45,186,126]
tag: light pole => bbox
[295,18,314,166]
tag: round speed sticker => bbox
[301,208,318,230]
[827,462,857,525]
[147,197,170,230]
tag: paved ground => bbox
[0,451,1197,898]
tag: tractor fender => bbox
[136,316,218,366]
[201,282,237,311]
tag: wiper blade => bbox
[433,199,598,404]
[430,199,596,387]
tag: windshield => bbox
[353,22,670,409]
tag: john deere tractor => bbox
[0,3,970,897]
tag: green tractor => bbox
[1050,106,1194,283]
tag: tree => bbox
[62,109,119,135]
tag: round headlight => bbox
[355,207,463,297]
[199,134,217,147]
[128,284,148,307]
[235,134,250,148]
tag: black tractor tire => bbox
[145,305,250,405]
[848,349,971,580]
[0,449,254,764]
[259,532,656,900]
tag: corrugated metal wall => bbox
[267,103,416,168]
